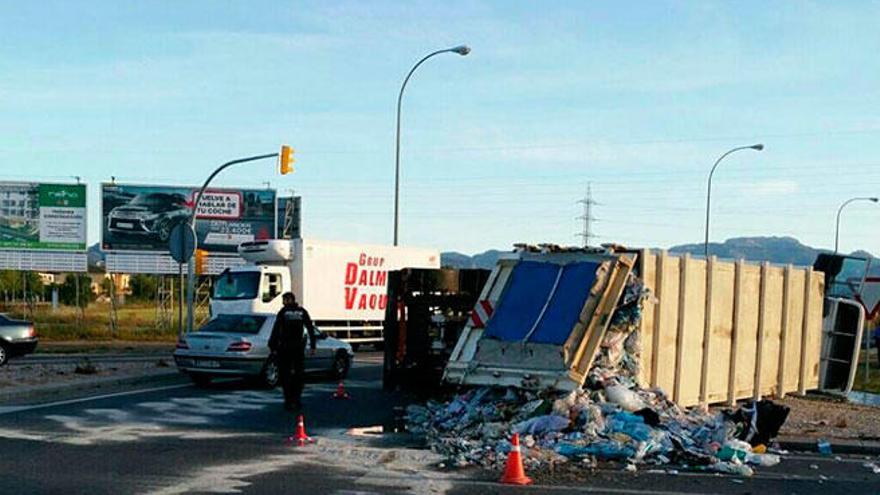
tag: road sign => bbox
[857,277,880,320]
[168,223,196,263]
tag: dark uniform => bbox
[268,298,317,410]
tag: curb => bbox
[0,370,184,405]
[777,437,880,456]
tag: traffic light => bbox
[194,249,208,276]
[280,145,295,175]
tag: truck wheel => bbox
[0,342,8,367]
[189,372,212,387]
[332,351,351,379]
[258,358,280,389]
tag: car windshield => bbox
[130,194,175,207]
[213,271,261,300]
[198,314,266,334]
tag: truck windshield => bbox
[213,272,261,300]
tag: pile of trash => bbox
[406,275,790,475]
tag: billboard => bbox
[0,182,87,251]
[276,196,301,239]
[102,183,276,253]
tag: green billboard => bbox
[0,182,87,251]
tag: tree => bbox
[0,270,44,301]
[129,274,158,301]
[58,274,95,307]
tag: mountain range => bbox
[440,236,876,270]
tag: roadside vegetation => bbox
[0,302,204,342]
[853,348,880,394]
[1,271,210,342]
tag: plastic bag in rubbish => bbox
[514,414,570,435]
[708,461,754,477]
[556,441,636,460]
[716,439,752,462]
[605,384,647,412]
[606,412,653,442]
[745,453,781,467]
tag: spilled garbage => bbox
[406,275,790,475]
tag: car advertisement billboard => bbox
[102,183,276,253]
[0,182,87,251]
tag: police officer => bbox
[268,292,317,411]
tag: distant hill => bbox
[441,250,505,270]
[442,236,877,271]
[669,236,826,266]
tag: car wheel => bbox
[0,342,8,367]
[258,358,280,389]
[158,220,172,242]
[189,372,212,387]
[332,351,351,379]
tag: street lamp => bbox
[704,144,764,258]
[393,45,470,246]
[184,150,286,334]
[834,196,879,253]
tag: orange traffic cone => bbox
[286,415,313,447]
[500,433,532,485]
[332,381,351,399]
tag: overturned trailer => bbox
[444,247,833,407]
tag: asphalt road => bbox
[0,354,878,494]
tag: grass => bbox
[1,301,209,342]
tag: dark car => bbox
[0,314,38,366]
[107,192,191,241]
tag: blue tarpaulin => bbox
[482,260,600,345]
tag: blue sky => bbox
[1,1,878,254]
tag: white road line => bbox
[0,383,193,415]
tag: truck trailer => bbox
[211,238,441,345]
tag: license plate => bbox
[194,360,220,368]
[117,222,134,229]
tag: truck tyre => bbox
[332,351,351,379]
[257,357,280,389]
[0,342,8,367]
[188,372,212,387]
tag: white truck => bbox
[211,238,441,346]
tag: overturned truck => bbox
[444,247,835,407]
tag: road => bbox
[0,353,878,494]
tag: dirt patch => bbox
[0,360,174,390]
[779,395,880,440]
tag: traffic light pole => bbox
[185,152,279,334]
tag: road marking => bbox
[0,382,193,415]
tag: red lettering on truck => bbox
[344,253,390,311]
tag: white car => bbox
[173,313,354,387]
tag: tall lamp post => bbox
[704,144,764,258]
[834,196,879,253]
[393,45,470,246]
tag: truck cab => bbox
[211,240,293,316]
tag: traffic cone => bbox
[286,415,313,447]
[500,433,532,485]
[332,381,351,399]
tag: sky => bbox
[1,1,879,255]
